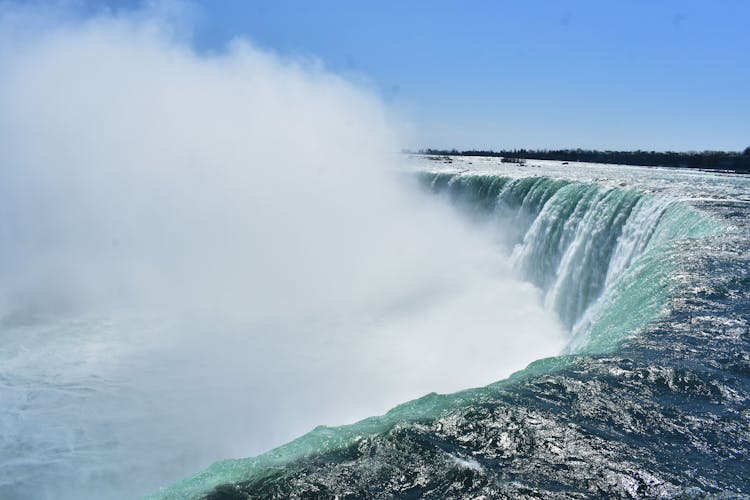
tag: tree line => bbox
[413,147,750,173]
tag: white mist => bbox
[0,5,564,499]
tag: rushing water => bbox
[154,157,750,498]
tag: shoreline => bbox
[408,149,750,175]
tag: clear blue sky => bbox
[88,1,750,151]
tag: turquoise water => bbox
[151,165,725,498]
[421,172,720,355]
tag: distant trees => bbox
[413,148,750,174]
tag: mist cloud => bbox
[0,3,564,499]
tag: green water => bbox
[150,173,721,499]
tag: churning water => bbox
[156,157,750,499]
[1,7,749,500]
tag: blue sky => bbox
[77,1,750,151]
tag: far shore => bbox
[408,148,750,175]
